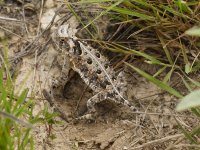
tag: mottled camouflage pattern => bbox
[52,24,136,120]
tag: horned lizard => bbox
[49,24,137,120]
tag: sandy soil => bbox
[0,0,199,150]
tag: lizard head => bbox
[55,24,81,56]
[57,24,77,39]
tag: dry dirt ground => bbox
[0,0,199,150]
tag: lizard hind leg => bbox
[75,91,109,121]
[75,90,137,122]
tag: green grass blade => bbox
[191,125,200,137]
[157,32,173,64]
[162,5,190,19]
[79,0,116,3]
[175,118,196,144]
[0,110,33,128]
[180,76,192,92]
[64,0,94,38]
[153,66,167,77]
[110,43,164,65]
[82,0,125,28]
[13,89,28,114]
[191,108,200,118]
[187,77,200,88]
[109,6,155,21]
[163,68,174,84]
[125,62,183,98]
[185,27,200,37]
[176,90,200,111]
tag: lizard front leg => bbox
[75,91,108,121]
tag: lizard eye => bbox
[59,38,70,49]
[58,25,69,37]
[60,38,66,44]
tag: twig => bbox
[74,85,89,112]
[10,4,66,61]
[131,111,186,117]
[37,0,44,35]
[130,134,183,149]
[174,144,200,148]
[42,89,69,122]
[0,25,23,39]
[0,110,34,128]
[0,16,21,22]
[22,3,29,35]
